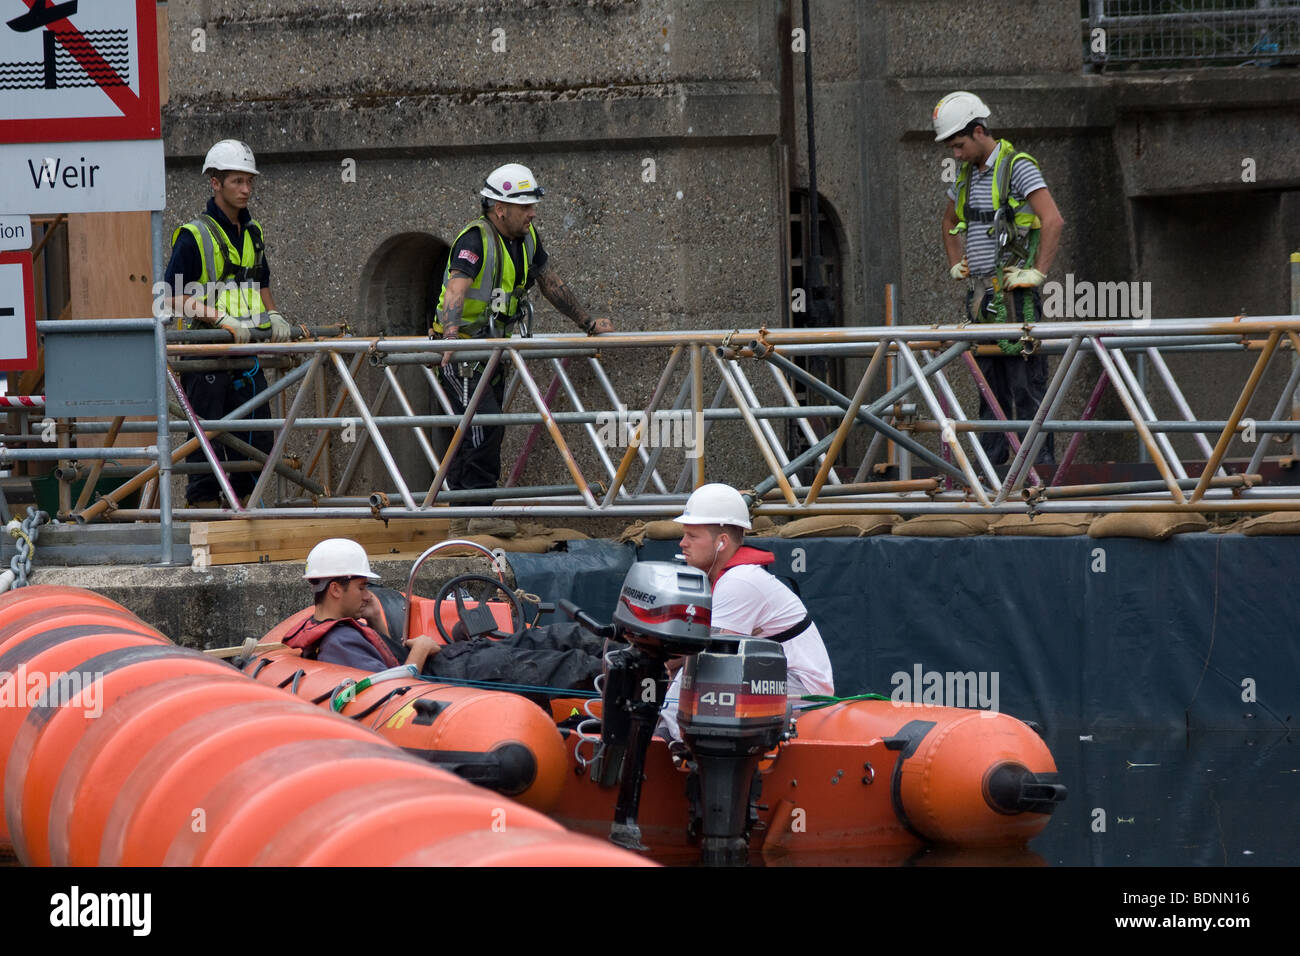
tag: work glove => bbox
[949,259,970,280]
[216,315,251,345]
[265,310,292,343]
[998,338,1025,356]
[1004,267,1046,289]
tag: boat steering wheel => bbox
[432,573,527,644]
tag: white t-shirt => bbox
[656,563,835,740]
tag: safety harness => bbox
[951,139,1043,354]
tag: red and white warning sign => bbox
[0,0,160,144]
[0,251,37,371]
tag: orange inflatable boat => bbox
[0,584,651,867]
[248,544,1067,865]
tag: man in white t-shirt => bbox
[656,483,835,741]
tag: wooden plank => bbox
[191,544,467,570]
[192,517,453,536]
[195,535,452,564]
[190,517,450,545]
[67,213,154,319]
[192,536,452,564]
[191,527,453,557]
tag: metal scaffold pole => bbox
[9,316,1300,528]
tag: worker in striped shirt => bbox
[935,91,1066,468]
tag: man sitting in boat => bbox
[657,483,835,740]
[282,537,604,691]
[280,538,439,672]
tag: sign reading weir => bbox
[0,1,162,214]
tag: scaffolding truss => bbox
[5,315,1300,564]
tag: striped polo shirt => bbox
[946,145,1047,278]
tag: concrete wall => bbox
[31,551,501,648]
[160,0,1300,491]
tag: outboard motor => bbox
[591,562,712,851]
[678,637,788,867]
[590,561,792,865]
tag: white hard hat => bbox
[932,91,991,141]
[675,483,752,530]
[303,538,380,581]
[481,163,544,205]
[203,139,259,176]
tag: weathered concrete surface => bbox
[156,0,1300,494]
[164,0,787,495]
[29,554,511,650]
[881,0,1082,78]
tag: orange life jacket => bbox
[282,616,402,669]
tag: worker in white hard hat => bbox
[431,163,615,538]
[934,92,1066,467]
[277,537,604,687]
[162,139,294,509]
[657,482,834,742]
[281,538,440,673]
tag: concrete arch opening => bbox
[356,232,449,338]
[352,232,450,493]
[788,190,848,477]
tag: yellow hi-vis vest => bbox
[433,217,537,338]
[172,214,269,327]
[949,138,1042,265]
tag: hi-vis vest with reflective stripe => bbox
[950,138,1042,256]
[433,217,537,338]
[172,215,269,327]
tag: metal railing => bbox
[1083,0,1300,70]
[5,314,1300,564]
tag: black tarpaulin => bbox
[506,534,1300,732]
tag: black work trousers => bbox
[439,362,507,491]
[975,287,1055,467]
[180,365,273,504]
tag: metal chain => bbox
[8,507,50,589]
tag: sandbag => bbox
[544,528,591,541]
[617,521,649,545]
[990,513,1092,537]
[436,535,553,554]
[891,514,995,537]
[1238,512,1300,536]
[777,514,898,538]
[1087,512,1208,540]
[644,520,684,540]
